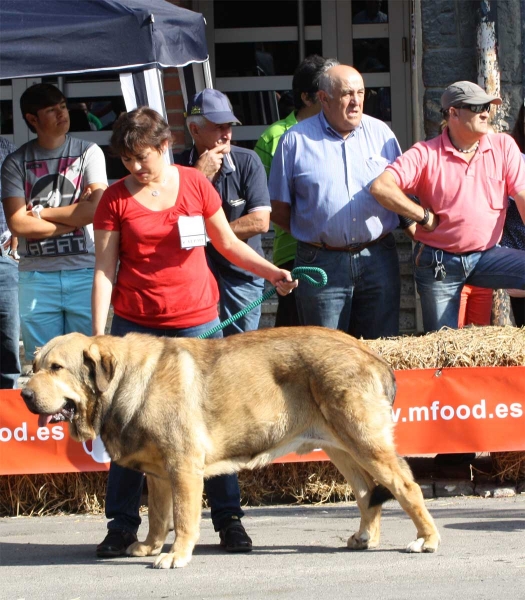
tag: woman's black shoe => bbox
[219,517,253,553]
[96,529,138,558]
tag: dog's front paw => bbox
[127,541,163,557]
[405,535,440,553]
[347,532,378,550]
[153,552,192,569]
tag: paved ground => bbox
[1,495,524,600]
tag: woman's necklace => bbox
[450,139,479,154]
[150,178,167,197]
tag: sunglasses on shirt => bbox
[452,103,492,114]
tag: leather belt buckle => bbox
[307,233,389,253]
[323,243,365,253]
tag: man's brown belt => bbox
[306,232,390,253]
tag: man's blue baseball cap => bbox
[185,88,241,125]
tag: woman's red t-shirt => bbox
[94,165,222,329]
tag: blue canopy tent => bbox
[0,0,210,127]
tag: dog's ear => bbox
[83,342,116,393]
[32,346,42,373]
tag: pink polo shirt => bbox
[386,130,525,253]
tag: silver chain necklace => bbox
[149,178,167,196]
[451,140,479,154]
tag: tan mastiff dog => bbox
[21,327,440,568]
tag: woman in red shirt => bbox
[92,107,296,560]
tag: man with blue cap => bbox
[175,89,271,338]
[174,88,271,552]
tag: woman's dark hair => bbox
[510,104,525,153]
[110,107,172,157]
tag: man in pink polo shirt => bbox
[371,81,525,333]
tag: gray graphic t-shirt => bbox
[1,136,107,272]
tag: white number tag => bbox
[178,215,208,250]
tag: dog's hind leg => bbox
[356,453,440,553]
[127,475,172,558]
[324,448,382,550]
[152,460,204,569]
[318,379,439,553]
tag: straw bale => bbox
[364,325,525,370]
[488,452,525,483]
[0,464,352,517]
[0,472,107,517]
[237,463,353,505]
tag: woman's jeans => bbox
[413,242,525,332]
[105,314,244,535]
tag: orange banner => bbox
[1,366,524,475]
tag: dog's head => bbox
[21,332,117,442]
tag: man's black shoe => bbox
[219,517,252,553]
[96,529,137,558]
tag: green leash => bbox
[197,266,328,339]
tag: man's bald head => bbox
[319,65,363,98]
[318,65,366,136]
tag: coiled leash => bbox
[197,266,328,339]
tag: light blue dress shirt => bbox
[269,112,402,246]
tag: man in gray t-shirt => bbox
[1,83,107,360]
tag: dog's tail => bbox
[368,484,394,507]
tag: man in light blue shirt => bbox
[269,64,402,338]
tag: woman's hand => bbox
[206,209,298,294]
[271,269,298,296]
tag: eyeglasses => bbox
[452,103,492,114]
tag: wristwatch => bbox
[417,207,430,227]
[31,204,44,219]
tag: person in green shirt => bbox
[255,55,338,326]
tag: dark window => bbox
[353,38,390,73]
[216,42,299,78]
[214,1,321,28]
[0,100,14,135]
[68,97,126,132]
[363,87,391,121]
[101,147,128,181]
[352,0,389,24]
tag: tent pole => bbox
[119,67,173,164]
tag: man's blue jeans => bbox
[413,242,525,332]
[0,254,20,389]
[294,233,401,339]
[18,268,93,360]
[105,315,244,535]
[208,260,264,336]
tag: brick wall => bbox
[163,68,187,152]
[163,0,193,152]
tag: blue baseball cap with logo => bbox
[185,88,241,125]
